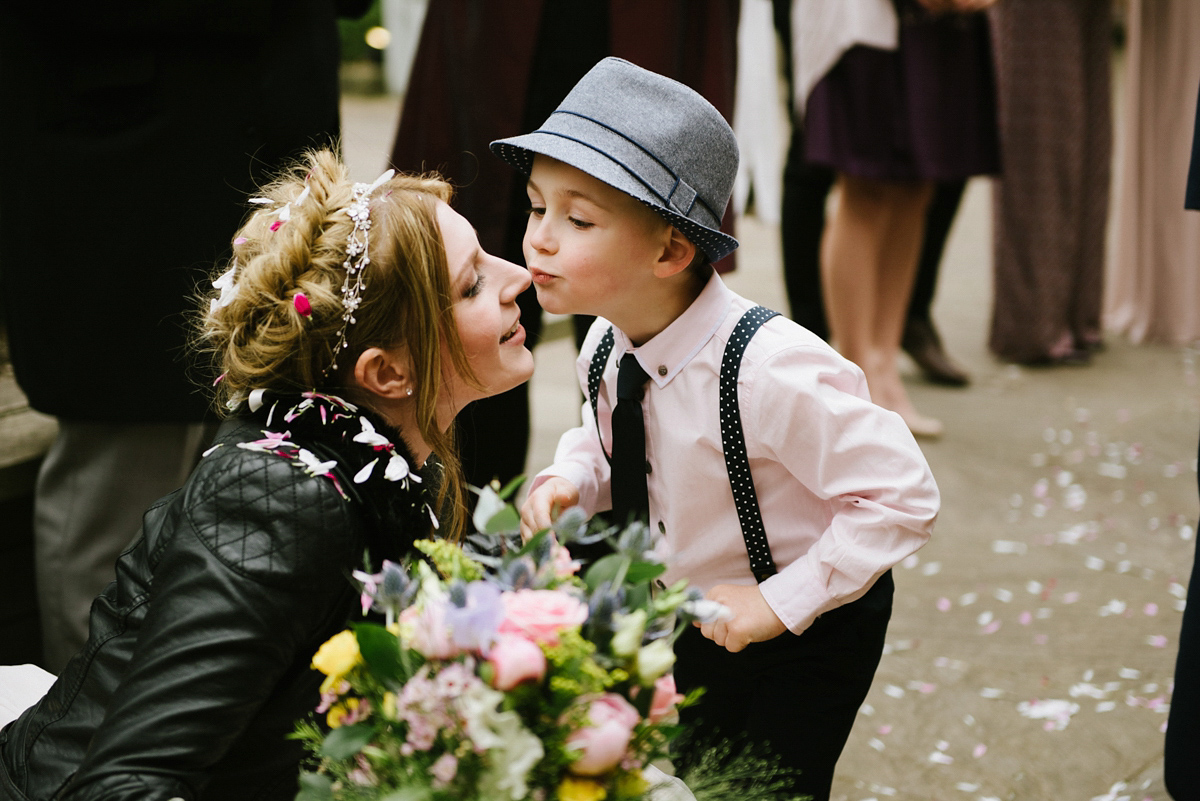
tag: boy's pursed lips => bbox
[529,267,556,285]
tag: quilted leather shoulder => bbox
[179,443,361,589]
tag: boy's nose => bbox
[526,217,554,254]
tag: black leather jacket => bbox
[0,393,431,801]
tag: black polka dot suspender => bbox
[587,306,781,582]
[719,306,780,582]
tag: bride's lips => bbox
[499,317,525,346]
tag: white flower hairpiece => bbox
[326,168,395,376]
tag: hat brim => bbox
[491,133,739,263]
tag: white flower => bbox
[457,683,543,800]
[636,639,676,684]
[353,417,391,448]
[384,453,410,481]
[681,598,735,624]
[297,449,337,477]
[211,265,238,312]
[610,609,647,658]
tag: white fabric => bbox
[0,664,55,727]
[790,0,899,120]
[645,765,697,801]
[531,274,938,635]
[732,0,789,224]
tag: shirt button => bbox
[657,365,668,377]
[644,460,652,474]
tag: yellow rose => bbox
[558,776,607,801]
[324,695,360,729]
[312,630,361,682]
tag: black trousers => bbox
[672,571,893,801]
[1165,437,1200,799]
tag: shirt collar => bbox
[613,271,733,387]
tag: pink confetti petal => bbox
[1144,603,1159,616]
[293,292,312,317]
[234,236,247,244]
[981,620,1002,635]
[972,744,987,758]
[1019,611,1033,625]
[937,597,952,612]
[270,219,284,232]
[1147,635,1168,648]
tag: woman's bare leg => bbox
[823,174,940,437]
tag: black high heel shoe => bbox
[902,317,970,387]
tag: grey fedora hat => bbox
[491,57,739,262]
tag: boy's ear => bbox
[652,225,698,278]
[353,345,415,400]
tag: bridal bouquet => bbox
[292,484,744,801]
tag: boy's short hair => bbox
[491,57,739,263]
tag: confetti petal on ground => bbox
[1017,699,1079,730]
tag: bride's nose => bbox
[498,258,531,300]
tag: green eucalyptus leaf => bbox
[353,623,405,686]
[483,504,522,534]
[625,561,667,584]
[584,553,625,592]
[295,771,335,801]
[319,722,375,760]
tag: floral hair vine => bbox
[325,168,395,376]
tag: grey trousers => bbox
[34,421,218,672]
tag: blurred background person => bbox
[774,0,971,388]
[988,0,1113,366]
[1105,0,1200,347]
[0,0,369,672]
[792,0,999,438]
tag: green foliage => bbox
[338,0,384,63]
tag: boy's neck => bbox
[614,268,709,347]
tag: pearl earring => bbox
[406,387,413,396]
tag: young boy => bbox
[498,58,939,801]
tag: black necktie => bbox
[610,353,651,525]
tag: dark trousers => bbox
[1166,459,1200,799]
[672,571,894,801]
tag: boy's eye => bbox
[568,217,594,230]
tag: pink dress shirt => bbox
[531,273,940,634]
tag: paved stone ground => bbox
[343,92,1196,801]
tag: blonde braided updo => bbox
[196,149,473,537]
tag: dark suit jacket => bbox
[0,0,369,422]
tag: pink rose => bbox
[647,674,684,723]
[488,634,547,690]
[498,589,588,645]
[564,694,640,776]
[553,544,581,577]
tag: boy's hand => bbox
[519,478,580,541]
[695,584,787,653]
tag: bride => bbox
[0,150,533,801]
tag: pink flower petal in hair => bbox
[293,292,312,317]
